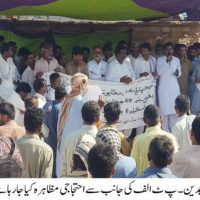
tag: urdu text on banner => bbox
[43,73,155,130]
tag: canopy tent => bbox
[0,0,199,21]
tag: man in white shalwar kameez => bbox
[134,42,157,134]
[87,46,107,81]
[127,42,141,71]
[172,95,195,151]
[134,43,157,79]
[157,42,182,133]
[7,82,31,126]
[0,43,14,102]
[105,45,136,83]
[22,52,36,96]
[105,45,136,137]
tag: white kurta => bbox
[22,66,35,96]
[134,55,156,79]
[35,93,47,108]
[105,59,136,82]
[7,91,25,126]
[87,59,107,81]
[172,114,195,151]
[127,54,142,71]
[0,55,14,100]
[45,88,55,101]
[7,57,21,82]
[157,56,181,116]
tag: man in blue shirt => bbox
[139,136,177,178]
[188,45,200,100]
[43,86,66,177]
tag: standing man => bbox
[105,45,136,83]
[131,42,157,133]
[191,61,200,114]
[104,102,131,156]
[16,108,53,178]
[34,43,60,78]
[139,136,177,178]
[87,46,107,81]
[0,103,25,140]
[157,42,181,132]
[0,43,14,102]
[155,44,164,59]
[170,116,200,178]
[58,53,67,74]
[65,46,88,77]
[134,42,157,79]
[7,42,21,89]
[22,52,36,96]
[130,104,177,176]
[82,47,90,64]
[187,45,200,100]
[44,86,66,178]
[177,44,192,96]
[33,78,48,108]
[127,42,141,70]
[172,95,195,151]
[7,82,31,126]
[56,73,88,177]
[61,101,101,177]
[45,73,62,101]
[102,42,115,63]
[88,143,117,178]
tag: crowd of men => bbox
[0,34,200,178]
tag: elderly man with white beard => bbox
[87,46,107,81]
[56,73,88,177]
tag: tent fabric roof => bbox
[0,0,198,21]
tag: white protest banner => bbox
[43,72,155,130]
[89,76,155,130]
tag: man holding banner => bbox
[105,45,136,83]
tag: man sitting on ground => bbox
[139,136,177,178]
